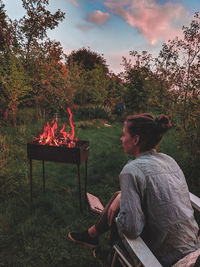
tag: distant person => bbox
[68,113,200,266]
[116,103,123,115]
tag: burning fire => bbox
[33,107,78,147]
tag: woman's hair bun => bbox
[157,115,172,134]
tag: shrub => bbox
[72,105,111,121]
[0,133,15,198]
[17,107,37,125]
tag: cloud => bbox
[104,0,188,45]
[68,0,79,7]
[87,10,110,25]
[76,23,93,32]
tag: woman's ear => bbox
[132,135,140,145]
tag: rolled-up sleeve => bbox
[117,170,145,238]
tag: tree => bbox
[0,0,18,52]
[9,0,69,118]
[153,13,200,186]
[68,64,106,106]
[67,47,109,73]
[67,62,122,107]
[32,40,73,117]
[157,12,200,127]
[66,47,117,107]
[0,51,32,126]
[0,1,10,51]
[121,51,157,112]
[17,0,65,62]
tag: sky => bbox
[3,0,200,74]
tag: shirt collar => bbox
[137,148,157,158]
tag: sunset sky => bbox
[4,0,200,73]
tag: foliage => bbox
[0,1,12,51]
[32,40,73,116]
[0,0,70,123]
[69,65,108,106]
[66,48,121,109]
[121,51,158,112]
[120,13,200,182]
[66,47,109,73]
[120,12,200,121]
[17,0,65,61]
[153,12,200,186]
[68,62,122,107]
[15,0,67,118]
[176,98,200,188]
[72,104,112,121]
[0,51,32,126]
[17,107,38,125]
[0,126,28,198]
[156,12,200,126]
[0,132,11,196]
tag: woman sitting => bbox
[68,113,200,266]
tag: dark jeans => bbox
[95,191,121,242]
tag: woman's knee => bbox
[113,191,121,198]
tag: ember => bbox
[33,107,77,147]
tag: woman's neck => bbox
[133,146,141,158]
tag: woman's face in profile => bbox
[121,122,137,155]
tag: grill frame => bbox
[27,140,90,211]
[27,140,89,164]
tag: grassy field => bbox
[0,119,198,266]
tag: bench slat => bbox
[189,192,200,212]
[123,234,162,267]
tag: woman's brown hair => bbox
[125,113,172,152]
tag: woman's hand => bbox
[107,193,121,226]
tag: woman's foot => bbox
[68,231,99,249]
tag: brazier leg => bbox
[77,164,82,212]
[30,159,32,202]
[85,159,88,200]
[42,160,45,193]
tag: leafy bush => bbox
[17,107,37,125]
[0,124,30,199]
[177,114,200,191]
[72,105,111,121]
[0,133,16,198]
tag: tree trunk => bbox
[11,105,17,127]
[3,108,9,121]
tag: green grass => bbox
[0,121,128,266]
[0,120,199,266]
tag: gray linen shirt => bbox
[117,149,200,266]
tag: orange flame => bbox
[67,107,75,140]
[34,108,77,147]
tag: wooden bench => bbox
[87,192,200,267]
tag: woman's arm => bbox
[107,192,121,226]
[118,172,145,238]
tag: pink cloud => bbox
[68,0,79,7]
[104,0,188,45]
[88,10,110,25]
